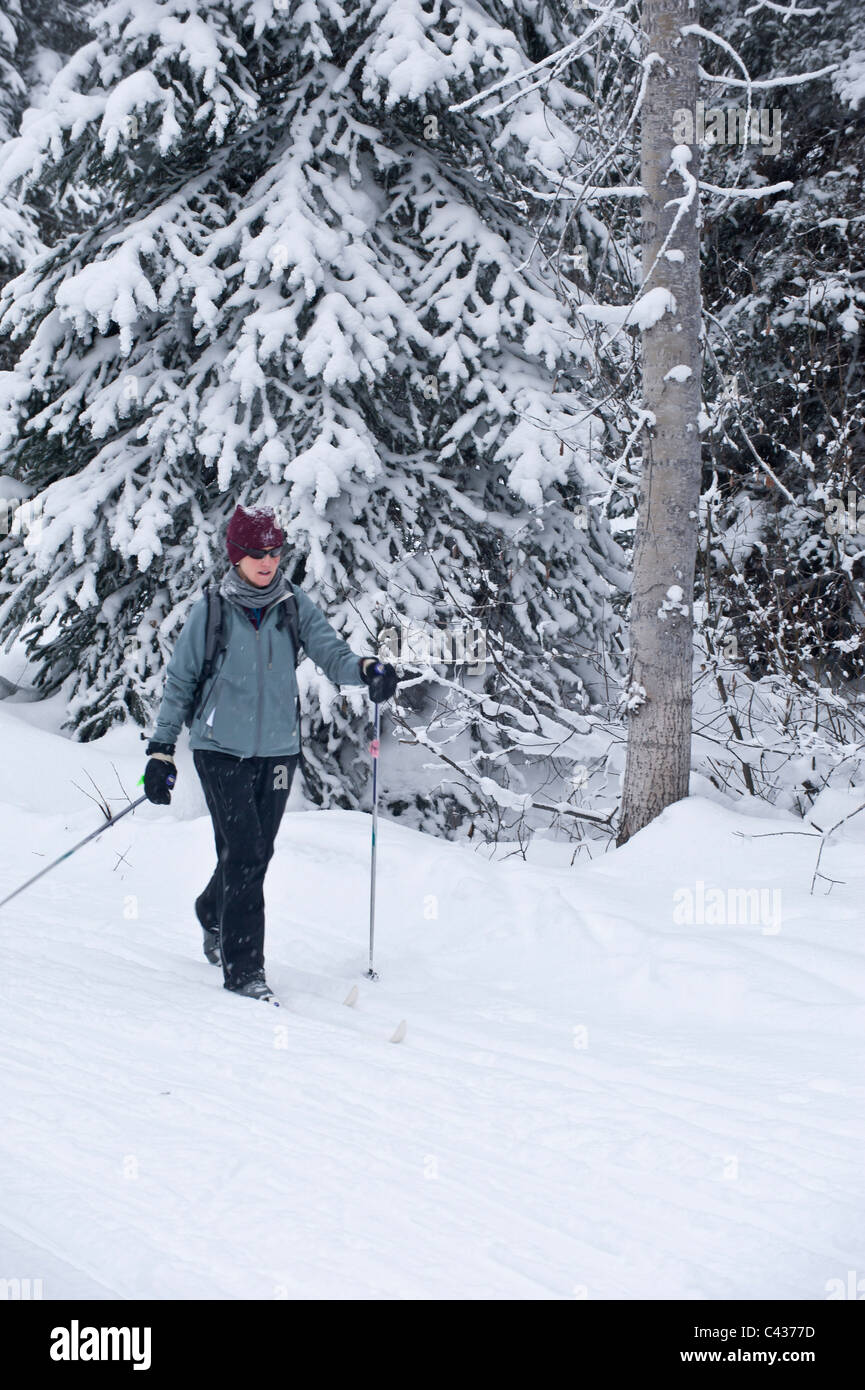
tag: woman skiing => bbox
[142,503,398,1006]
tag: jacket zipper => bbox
[266,601,289,745]
[255,624,263,758]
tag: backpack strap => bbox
[187,584,227,728]
[275,587,303,667]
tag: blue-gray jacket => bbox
[150,584,367,759]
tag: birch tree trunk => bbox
[617,0,702,846]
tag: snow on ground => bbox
[0,698,863,1299]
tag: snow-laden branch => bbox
[518,175,793,204]
[685,22,835,90]
[575,286,675,332]
[744,0,820,17]
[699,179,793,198]
[524,176,645,201]
[598,409,656,513]
[448,2,623,115]
[696,61,837,89]
[662,145,699,242]
[519,48,661,204]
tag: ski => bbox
[344,984,406,1042]
[221,972,406,1041]
[288,980,407,1043]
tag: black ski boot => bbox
[195,895,222,967]
[202,927,221,967]
[228,971,280,1007]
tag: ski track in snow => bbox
[0,709,863,1299]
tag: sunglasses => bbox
[238,544,283,559]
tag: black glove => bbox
[360,658,398,703]
[144,741,177,805]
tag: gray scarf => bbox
[219,564,289,612]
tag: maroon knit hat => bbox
[225,505,285,567]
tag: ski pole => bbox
[366,699,381,980]
[0,794,149,912]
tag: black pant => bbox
[193,751,298,989]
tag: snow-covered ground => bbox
[0,696,863,1300]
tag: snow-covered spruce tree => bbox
[0,1,37,296]
[0,0,626,838]
[0,2,93,291]
[0,3,25,151]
